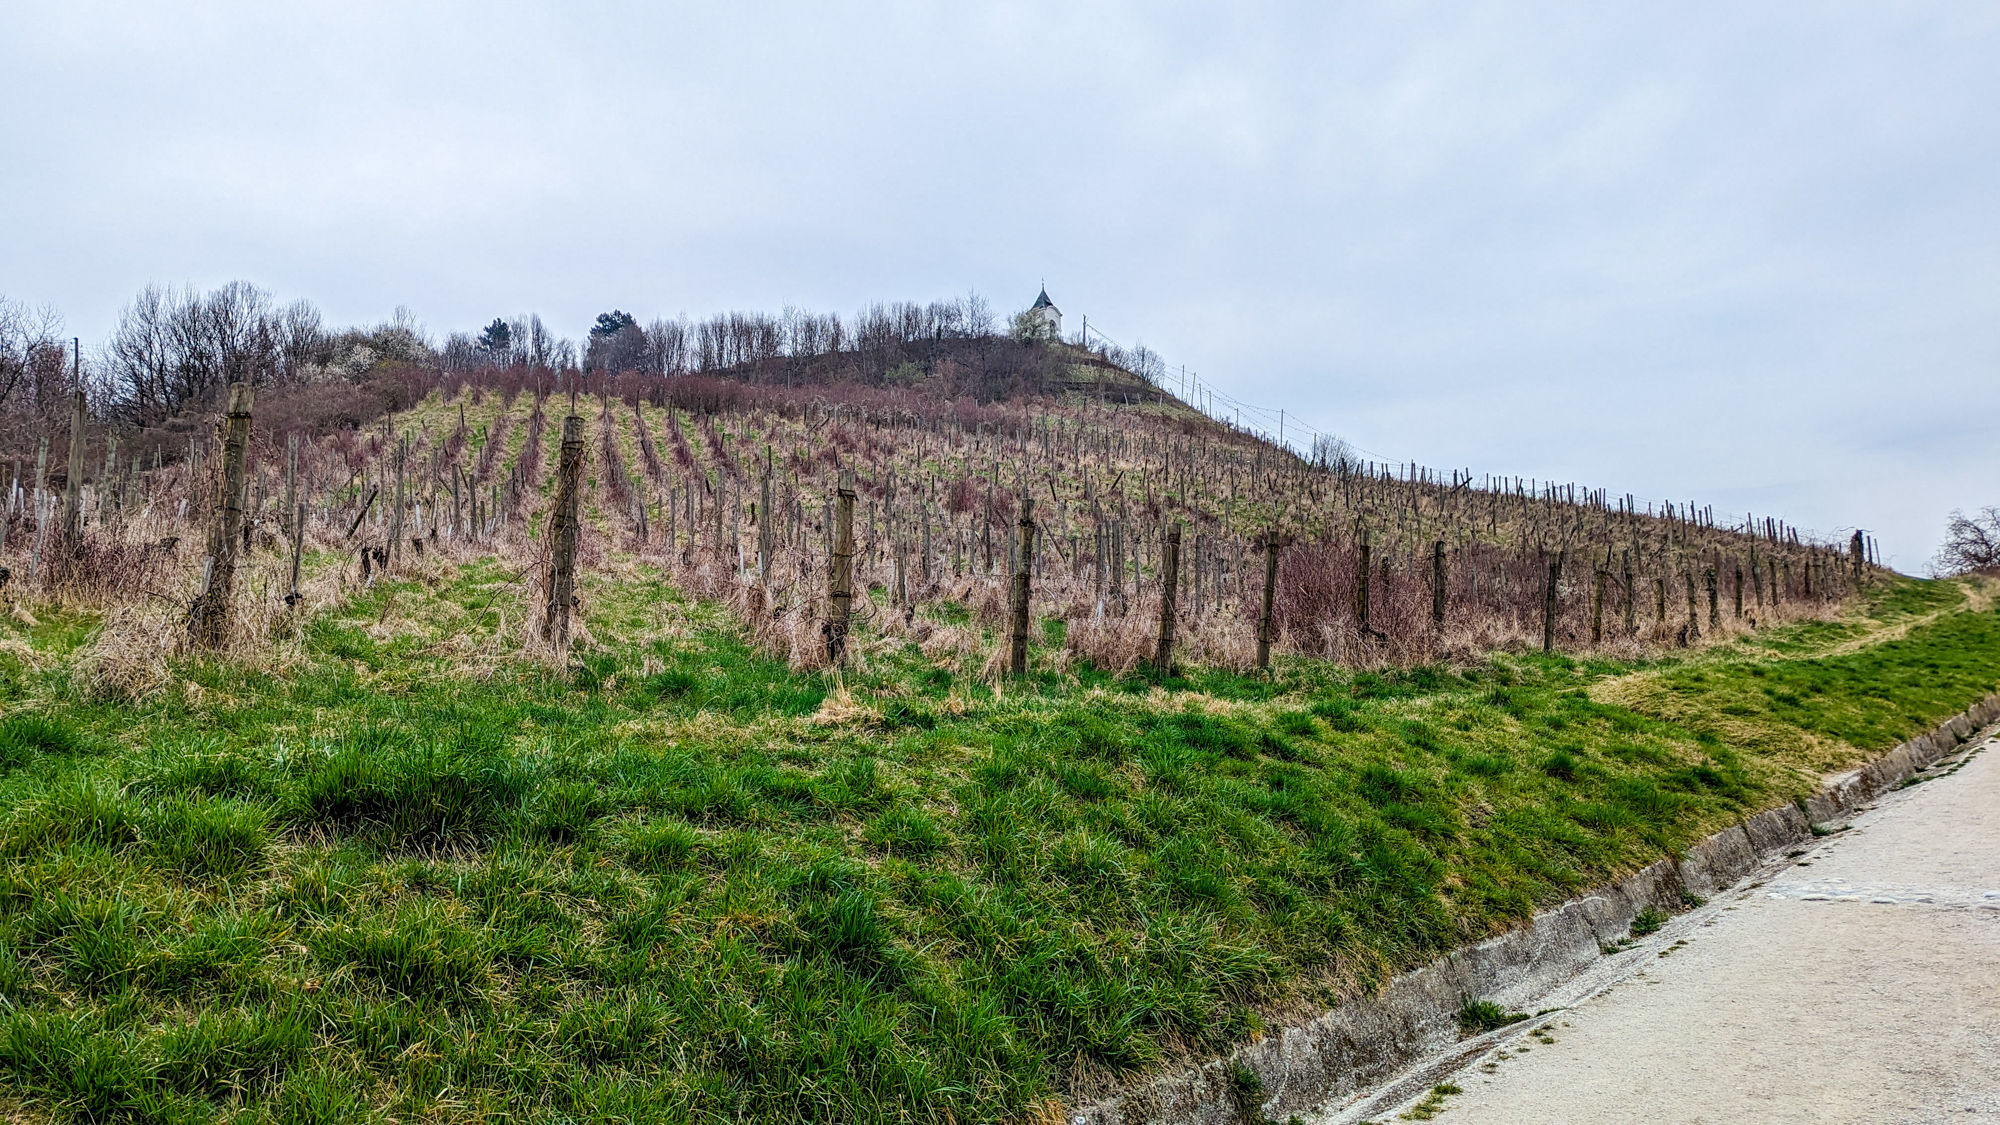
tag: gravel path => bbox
[1345,737,2000,1124]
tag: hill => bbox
[0,334,1985,1125]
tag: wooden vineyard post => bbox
[541,415,584,655]
[920,506,933,583]
[1257,534,1281,671]
[1355,529,1373,639]
[191,383,254,649]
[1705,565,1719,628]
[1684,567,1700,640]
[758,470,774,580]
[26,437,48,588]
[1430,539,1447,633]
[1109,517,1125,613]
[1541,551,1562,655]
[1732,560,1745,620]
[1008,496,1037,677]
[283,433,299,546]
[386,437,407,571]
[826,469,856,665]
[55,384,86,585]
[287,502,305,609]
[713,477,726,562]
[1154,519,1182,670]
[1590,561,1606,645]
[1849,530,1865,582]
[1622,550,1637,634]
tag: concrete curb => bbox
[1067,691,2000,1125]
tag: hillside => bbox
[26,336,1865,688]
[0,345,1979,1125]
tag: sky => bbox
[3,1,1997,569]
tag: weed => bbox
[1400,1083,1463,1120]
[1228,1061,1265,1117]
[1457,998,1529,1034]
[1629,906,1667,937]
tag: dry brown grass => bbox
[6,380,1873,695]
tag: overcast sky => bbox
[4,1,1996,568]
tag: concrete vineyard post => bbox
[1008,496,1036,677]
[96,434,116,529]
[1155,519,1182,670]
[827,469,856,665]
[191,383,254,650]
[542,415,584,655]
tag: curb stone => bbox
[1065,691,2000,1125]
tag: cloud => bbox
[2,0,1996,565]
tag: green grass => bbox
[0,571,1993,1122]
[1457,998,1529,1035]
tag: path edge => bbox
[1066,692,2000,1125]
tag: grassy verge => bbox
[0,571,1994,1123]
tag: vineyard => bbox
[11,336,1872,684]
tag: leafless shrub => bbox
[1932,508,2000,577]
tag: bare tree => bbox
[1312,433,1359,473]
[0,296,69,430]
[1127,343,1165,386]
[645,316,693,375]
[275,300,330,384]
[105,281,301,422]
[1932,508,2000,576]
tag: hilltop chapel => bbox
[1028,286,1062,337]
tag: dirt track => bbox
[1353,738,2000,1124]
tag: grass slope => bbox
[0,571,1995,1123]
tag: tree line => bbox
[2,282,1172,466]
